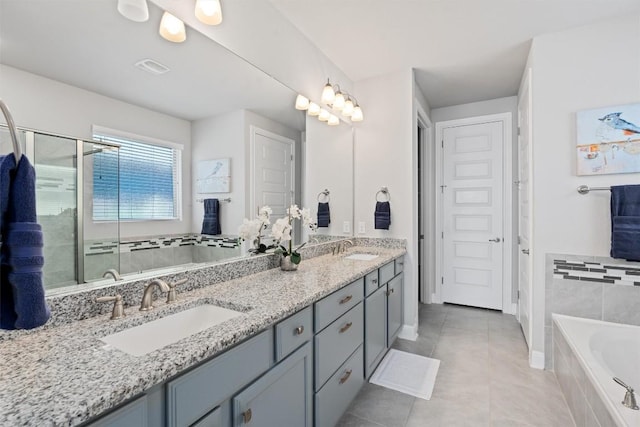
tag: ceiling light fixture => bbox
[117,0,149,22]
[316,79,364,123]
[159,11,187,43]
[307,102,320,116]
[295,94,310,110]
[328,115,340,126]
[351,103,364,122]
[318,109,330,122]
[321,79,335,104]
[342,97,354,117]
[195,0,223,25]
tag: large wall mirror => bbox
[0,0,353,294]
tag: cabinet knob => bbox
[339,322,353,334]
[372,279,378,284]
[295,325,304,335]
[339,369,353,384]
[339,294,353,305]
[242,408,252,424]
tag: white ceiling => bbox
[269,0,640,109]
[0,0,304,129]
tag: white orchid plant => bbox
[238,206,273,254]
[271,204,318,265]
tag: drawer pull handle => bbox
[386,288,395,296]
[339,369,353,384]
[339,295,353,305]
[295,325,304,335]
[372,279,378,284]
[242,408,252,424]
[398,262,404,266]
[339,322,353,333]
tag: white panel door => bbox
[252,129,294,229]
[518,71,533,347]
[442,121,504,310]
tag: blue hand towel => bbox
[610,216,640,261]
[610,185,640,261]
[1,223,50,329]
[0,155,50,330]
[317,202,331,227]
[201,198,221,235]
[374,201,391,230]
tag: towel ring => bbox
[317,189,330,203]
[376,187,390,202]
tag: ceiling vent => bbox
[134,59,170,75]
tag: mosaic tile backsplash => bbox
[553,259,640,286]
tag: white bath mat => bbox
[369,349,440,400]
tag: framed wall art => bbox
[196,158,230,193]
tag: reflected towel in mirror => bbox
[610,185,640,261]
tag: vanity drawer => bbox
[364,270,380,296]
[314,302,364,391]
[379,261,395,285]
[315,278,363,332]
[166,329,273,427]
[275,306,313,361]
[314,345,364,427]
[87,396,147,427]
[395,256,405,275]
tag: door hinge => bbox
[441,231,444,239]
[441,277,444,285]
[517,290,520,300]
[517,127,521,136]
[290,154,294,161]
[441,140,444,148]
[517,235,521,245]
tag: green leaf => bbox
[290,252,301,264]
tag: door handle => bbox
[522,249,530,255]
[488,237,501,243]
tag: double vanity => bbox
[0,242,405,427]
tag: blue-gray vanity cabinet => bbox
[166,329,273,427]
[379,261,395,286]
[191,406,223,427]
[86,396,148,427]
[364,270,379,296]
[387,273,403,346]
[395,256,404,275]
[314,302,364,391]
[315,277,363,332]
[314,345,364,427]
[364,284,387,379]
[275,305,313,362]
[232,341,313,427]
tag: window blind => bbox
[93,133,181,221]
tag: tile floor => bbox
[337,303,575,427]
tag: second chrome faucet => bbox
[139,278,188,311]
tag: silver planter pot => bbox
[279,255,299,271]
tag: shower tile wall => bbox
[545,253,640,369]
[84,234,240,279]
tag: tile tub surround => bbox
[544,253,640,369]
[0,245,405,426]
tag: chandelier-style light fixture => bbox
[159,11,187,43]
[294,79,364,126]
[195,0,223,25]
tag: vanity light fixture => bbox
[195,0,223,25]
[321,79,336,104]
[159,11,187,43]
[318,109,330,122]
[333,91,346,110]
[328,115,340,126]
[307,102,320,116]
[117,0,149,22]
[341,97,354,117]
[351,103,364,122]
[295,94,310,110]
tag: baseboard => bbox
[431,293,441,304]
[398,324,418,341]
[530,350,545,370]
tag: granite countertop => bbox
[0,246,405,426]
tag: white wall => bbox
[354,69,420,337]
[304,116,353,238]
[191,109,302,236]
[191,110,245,235]
[526,14,640,357]
[431,96,519,305]
[0,65,192,238]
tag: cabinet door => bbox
[232,342,313,427]
[87,396,147,427]
[365,285,387,379]
[387,274,403,346]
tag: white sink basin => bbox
[101,305,245,356]
[344,253,379,261]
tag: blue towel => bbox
[0,155,50,329]
[317,202,330,227]
[201,198,221,235]
[374,201,391,230]
[610,185,640,261]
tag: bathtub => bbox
[553,314,640,427]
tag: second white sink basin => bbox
[344,253,379,261]
[101,304,245,356]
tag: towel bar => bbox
[197,198,231,203]
[577,185,611,195]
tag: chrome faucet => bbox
[139,279,170,311]
[614,377,639,410]
[166,278,188,303]
[333,239,355,255]
[103,268,122,281]
[340,240,355,253]
[96,294,125,320]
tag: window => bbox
[92,129,182,221]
